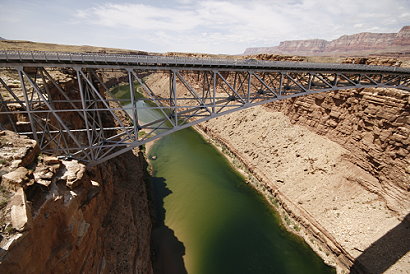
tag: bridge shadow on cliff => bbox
[350,213,410,274]
[150,176,187,274]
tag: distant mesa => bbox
[244,26,410,56]
[0,37,6,41]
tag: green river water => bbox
[114,84,335,274]
[148,129,335,274]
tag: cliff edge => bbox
[0,130,153,273]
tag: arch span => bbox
[0,51,409,165]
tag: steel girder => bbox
[0,64,409,166]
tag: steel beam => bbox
[0,53,409,166]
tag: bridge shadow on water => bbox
[150,176,188,274]
[350,213,410,274]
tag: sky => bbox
[0,0,409,54]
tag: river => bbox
[114,84,335,274]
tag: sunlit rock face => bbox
[244,26,410,56]
[0,133,153,273]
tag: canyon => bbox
[0,40,409,273]
[244,26,410,56]
[144,55,410,273]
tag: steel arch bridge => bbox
[0,51,409,166]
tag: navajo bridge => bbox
[0,51,409,166]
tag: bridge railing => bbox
[0,50,409,75]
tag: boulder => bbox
[10,188,32,232]
[60,160,87,189]
[1,167,33,191]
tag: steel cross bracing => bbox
[0,51,409,166]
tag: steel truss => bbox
[1,53,409,166]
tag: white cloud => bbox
[3,0,407,54]
[175,0,194,4]
[74,0,409,53]
[82,3,201,31]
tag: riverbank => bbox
[192,124,347,272]
[146,127,336,274]
[193,105,409,273]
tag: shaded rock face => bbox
[244,26,410,56]
[0,131,153,273]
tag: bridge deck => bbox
[1,50,409,74]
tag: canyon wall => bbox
[143,53,409,272]
[267,87,410,215]
[244,26,410,56]
[0,130,153,273]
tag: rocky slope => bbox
[267,87,410,214]
[244,26,410,56]
[0,130,153,273]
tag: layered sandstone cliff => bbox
[0,130,153,273]
[267,87,409,215]
[244,26,410,56]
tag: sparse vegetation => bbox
[284,215,291,226]
[270,197,279,207]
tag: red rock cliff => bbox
[244,26,410,56]
[266,57,410,215]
